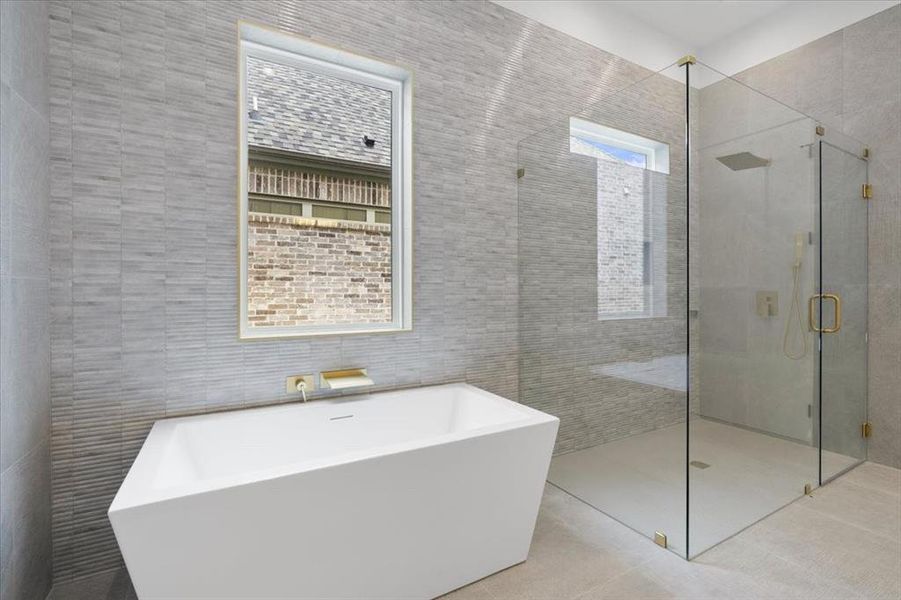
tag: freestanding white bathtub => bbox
[109,383,558,599]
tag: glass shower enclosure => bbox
[517,58,869,559]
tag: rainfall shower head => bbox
[715,152,770,171]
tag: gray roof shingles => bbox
[247,56,392,169]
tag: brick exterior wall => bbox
[247,213,391,326]
[595,156,647,317]
[570,136,667,320]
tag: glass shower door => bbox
[818,137,869,482]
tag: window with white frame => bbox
[570,118,668,320]
[238,23,412,339]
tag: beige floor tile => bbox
[579,536,853,600]
[688,534,862,600]
[736,497,901,598]
[801,477,901,541]
[575,551,735,600]
[442,486,656,600]
[840,461,901,495]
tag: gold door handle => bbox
[808,293,842,333]
[808,294,819,332]
[823,293,841,333]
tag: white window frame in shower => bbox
[570,117,670,175]
[570,117,669,321]
[237,22,413,340]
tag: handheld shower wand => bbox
[783,232,808,360]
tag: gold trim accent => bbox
[320,368,373,390]
[862,183,873,199]
[862,422,872,438]
[677,55,696,66]
[517,167,525,179]
[285,374,315,394]
[815,125,825,136]
[804,483,812,495]
[862,147,870,159]
[808,295,819,332]
[808,293,841,333]
[654,531,667,548]
[828,293,842,333]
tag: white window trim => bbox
[238,22,413,339]
[570,117,669,174]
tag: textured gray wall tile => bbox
[518,71,689,454]
[0,1,52,597]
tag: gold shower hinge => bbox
[861,421,872,438]
[677,55,696,66]
[654,531,668,548]
[815,125,825,136]
[862,147,870,159]
[862,184,873,199]
[516,167,525,179]
[804,483,812,496]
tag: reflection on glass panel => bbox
[245,55,392,329]
[519,63,688,558]
[570,123,667,320]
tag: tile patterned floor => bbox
[48,463,900,600]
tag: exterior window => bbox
[570,118,668,320]
[250,199,303,216]
[311,205,367,222]
[239,24,412,339]
[580,140,648,169]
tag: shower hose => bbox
[783,263,808,360]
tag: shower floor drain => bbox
[690,460,711,469]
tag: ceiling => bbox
[493,1,899,82]
[609,1,790,48]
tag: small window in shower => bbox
[570,118,668,320]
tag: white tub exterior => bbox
[109,383,559,599]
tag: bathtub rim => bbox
[109,382,558,514]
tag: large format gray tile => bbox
[2,3,53,600]
[0,276,51,473]
[0,0,49,117]
[729,6,901,473]
[0,441,52,600]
